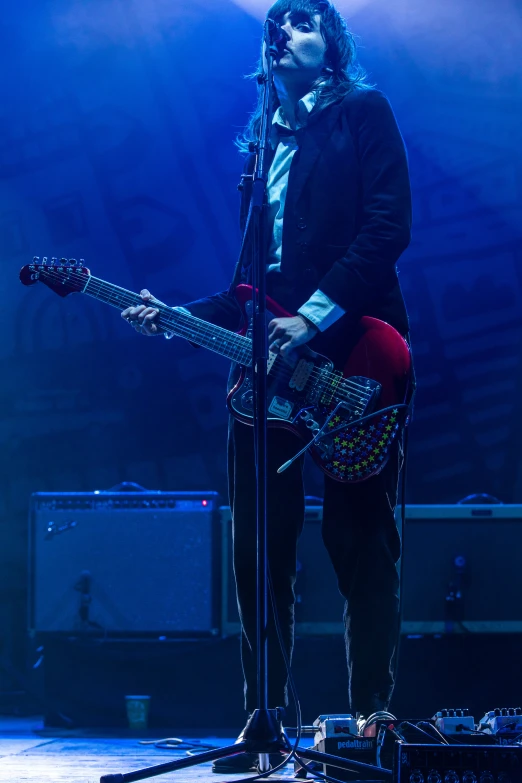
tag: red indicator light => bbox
[202,500,208,506]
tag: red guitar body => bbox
[228,285,412,482]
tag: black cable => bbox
[218,568,304,783]
[138,402,412,774]
[387,421,408,714]
[220,356,414,783]
[417,721,451,745]
[138,739,219,752]
[293,753,389,783]
[398,721,446,745]
[359,712,397,734]
[391,334,416,712]
[269,580,390,782]
[257,408,413,781]
[217,565,374,783]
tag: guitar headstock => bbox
[19,257,91,297]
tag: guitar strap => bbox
[404,331,418,419]
[227,200,254,295]
[227,152,257,295]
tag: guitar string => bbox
[78,274,373,405]
[82,274,372,398]
[82,276,371,395]
[41,273,373,418]
[84,276,373,401]
[37,269,373,405]
[37,269,374,406]
[37,269,374,410]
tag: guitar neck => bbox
[83,276,252,365]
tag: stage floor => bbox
[0,718,302,783]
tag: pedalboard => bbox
[296,709,522,782]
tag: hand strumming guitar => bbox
[268,315,318,360]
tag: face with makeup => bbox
[269,11,328,90]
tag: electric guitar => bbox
[20,257,412,483]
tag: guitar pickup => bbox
[267,352,278,374]
[289,359,314,392]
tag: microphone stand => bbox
[100,20,390,783]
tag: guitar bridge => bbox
[320,370,343,406]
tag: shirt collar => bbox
[271,88,320,145]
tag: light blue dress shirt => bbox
[267,90,346,332]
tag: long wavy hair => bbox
[236,0,371,152]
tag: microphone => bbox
[74,570,92,625]
[74,569,91,596]
[266,18,287,49]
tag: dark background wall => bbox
[0,0,521,680]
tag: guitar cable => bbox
[244,387,415,782]
[229,174,416,777]
[222,412,414,782]
[391,333,416,717]
[226,569,365,783]
[240,393,352,783]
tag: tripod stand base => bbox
[100,707,391,783]
[241,708,286,752]
[100,742,249,783]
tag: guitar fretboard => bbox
[84,276,253,365]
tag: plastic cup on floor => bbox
[125,695,151,729]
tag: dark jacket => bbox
[184,87,412,348]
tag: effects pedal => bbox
[478,708,522,745]
[434,709,475,736]
[295,714,376,781]
[313,714,359,744]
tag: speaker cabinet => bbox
[29,491,220,634]
[221,503,522,636]
[400,504,522,633]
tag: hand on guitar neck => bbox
[120,288,319,361]
[121,289,164,336]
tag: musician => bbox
[122,0,411,771]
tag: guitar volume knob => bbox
[241,391,253,410]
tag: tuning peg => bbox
[59,258,67,265]
[42,257,48,264]
[33,256,40,262]
[50,257,56,265]
[77,259,84,266]
[69,258,76,265]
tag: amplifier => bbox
[221,505,344,635]
[29,490,220,634]
[399,504,522,634]
[222,504,522,636]
[395,743,522,783]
